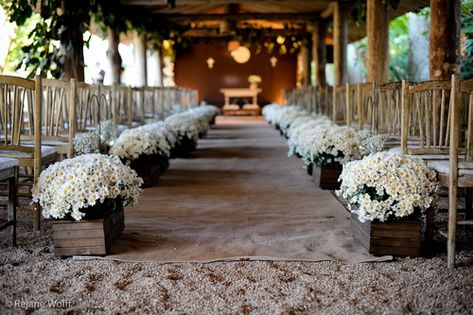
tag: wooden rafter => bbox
[152,12,320,22]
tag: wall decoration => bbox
[206,57,215,69]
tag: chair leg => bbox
[448,184,458,269]
[7,170,17,247]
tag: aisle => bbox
[108,116,384,263]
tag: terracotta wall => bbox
[174,40,297,107]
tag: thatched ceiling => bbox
[120,0,429,42]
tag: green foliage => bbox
[351,14,411,82]
[388,14,409,81]
[462,0,473,79]
[3,0,190,78]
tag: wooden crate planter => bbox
[312,165,342,190]
[129,154,161,187]
[350,212,422,257]
[52,204,124,257]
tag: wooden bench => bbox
[0,158,18,246]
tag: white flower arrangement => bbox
[165,112,208,141]
[356,130,387,156]
[336,152,438,222]
[287,117,334,162]
[74,132,101,155]
[143,121,178,149]
[32,154,143,221]
[109,126,171,164]
[305,125,361,168]
[248,75,262,84]
[99,120,116,145]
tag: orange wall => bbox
[174,40,297,107]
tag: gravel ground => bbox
[1,211,473,314]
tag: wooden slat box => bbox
[350,212,422,257]
[52,206,124,257]
[312,165,342,190]
[129,154,162,188]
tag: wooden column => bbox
[429,0,461,80]
[366,0,389,83]
[107,27,122,85]
[61,1,85,81]
[333,1,348,86]
[135,32,148,87]
[301,33,313,86]
[313,21,328,87]
[220,4,238,34]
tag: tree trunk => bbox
[107,28,122,85]
[135,32,147,87]
[61,2,85,81]
[366,0,389,83]
[313,21,328,87]
[429,0,461,80]
[301,33,312,86]
[333,1,348,86]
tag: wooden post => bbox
[107,27,122,85]
[135,32,148,87]
[429,0,461,80]
[313,20,328,87]
[333,1,348,86]
[366,0,389,83]
[220,4,238,34]
[61,2,85,81]
[301,32,312,86]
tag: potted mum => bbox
[32,154,143,256]
[109,126,171,187]
[337,152,438,256]
[165,113,203,157]
[306,125,360,190]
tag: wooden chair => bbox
[345,82,374,129]
[400,79,452,157]
[143,86,157,122]
[0,75,57,230]
[375,82,402,136]
[129,87,145,127]
[332,84,348,124]
[427,75,473,268]
[0,158,18,246]
[38,78,76,159]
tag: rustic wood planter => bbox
[350,212,422,257]
[312,165,342,190]
[129,154,161,187]
[52,202,125,257]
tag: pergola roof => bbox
[120,0,429,42]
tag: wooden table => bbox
[220,88,260,106]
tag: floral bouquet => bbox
[32,154,143,221]
[248,75,262,84]
[305,125,361,168]
[98,119,117,146]
[356,130,386,156]
[74,132,101,156]
[109,126,171,165]
[336,152,438,222]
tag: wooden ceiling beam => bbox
[121,0,324,5]
[151,12,320,22]
[183,27,308,37]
